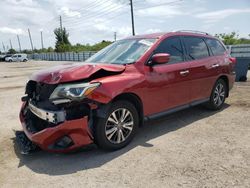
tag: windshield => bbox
[86,38,156,65]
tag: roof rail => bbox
[175,30,211,36]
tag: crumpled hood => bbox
[30,63,125,84]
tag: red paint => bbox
[20,103,92,152]
[30,63,125,84]
[20,32,235,152]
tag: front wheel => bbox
[205,79,227,110]
[94,100,139,150]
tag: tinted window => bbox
[183,37,209,60]
[205,39,226,56]
[18,55,21,57]
[155,37,184,64]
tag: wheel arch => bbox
[112,93,144,127]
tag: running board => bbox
[144,98,209,121]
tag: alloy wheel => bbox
[213,83,225,106]
[105,108,134,144]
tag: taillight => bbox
[229,57,237,71]
[229,57,236,64]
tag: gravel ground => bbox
[0,61,249,188]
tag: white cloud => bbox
[0,27,25,35]
[145,28,162,34]
[195,8,250,23]
[59,7,81,18]
[136,3,186,18]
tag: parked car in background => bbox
[5,54,28,62]
[0,54,12,62]
[17,30,236,154]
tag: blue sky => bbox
[0,0,249,51]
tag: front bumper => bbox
[19,102,93,152]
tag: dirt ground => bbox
[0,61,249,188]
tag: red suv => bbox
[17,31,236,153]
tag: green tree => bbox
[215,32,250,45]
[54,27,71,52]
[8,48,16,54]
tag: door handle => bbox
[180,70,189,76]
[212,64,220,68]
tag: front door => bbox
[143,36,192,115]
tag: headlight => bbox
[49,82,100,102]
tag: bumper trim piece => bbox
[28,102,65,124]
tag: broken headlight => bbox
[49,82,100,103]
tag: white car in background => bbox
[5,54,28,62]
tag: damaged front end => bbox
[18,80,101,153]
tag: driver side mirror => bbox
[149,53,170,65]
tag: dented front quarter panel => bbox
[87,64,147,104]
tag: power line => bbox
[62,0,117,22]
[134,0,183,10]
[64,5,128,30]
[63,3,127,26]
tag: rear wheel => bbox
[94,100,139,150]
[205,79,227,110]
[23,59,27,62]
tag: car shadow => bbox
[13,104,230,175]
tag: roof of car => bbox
[125,31,216,40]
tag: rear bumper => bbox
[19,102,93,152]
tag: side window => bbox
[155,37,184,64]
[205,39,226,56]
[183,37,209,60]
[18,55,21,57]
[13,55,17,58]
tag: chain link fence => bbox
[28,51,97,62]
[227,44,250,58]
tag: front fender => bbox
[87,71,146,104]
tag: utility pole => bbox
[59,15,64,43]
[9,39,13,49]
[114,32,117,41]
[129,0,135,36]
[2,42,6,53]
[17,35,22,52]
[28,28,34,51]
[40,31,44,49]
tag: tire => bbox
[9,60,12,62]
[94,100,139,150]
[23,59,27,62]
[205,79,227,110]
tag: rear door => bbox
[205,38,228,74]
[144,36,192,115]
[182,36,219,101]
